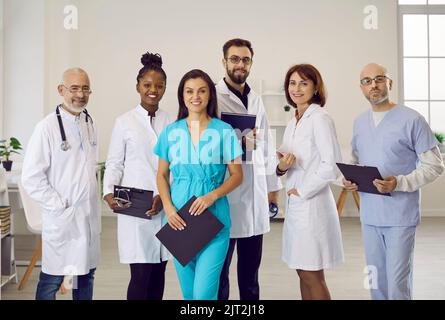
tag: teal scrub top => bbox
[153,118,243,228]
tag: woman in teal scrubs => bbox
[154,69,243,300]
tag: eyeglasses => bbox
[114,188,132,209]
[62,85,92,95]
[227,55,252,65]
[360,75,390,86]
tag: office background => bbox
[0,0,444,214]
[1,0,445,300]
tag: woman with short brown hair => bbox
[277,64,344,300]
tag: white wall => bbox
[0,0,4,137]
[2,0,400,157]
[39,0,399,158]
[3,0,443,216]
[3,0,45,156]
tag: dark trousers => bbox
[35,268,96,300]
[218,234,263,300]
[127,261,167,300]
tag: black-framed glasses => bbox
[62,85,92,95]
[360,75,390,86]
[227,55,252,65]
[114,188,132,208]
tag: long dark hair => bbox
[136,52,167,84]
[177,69,218,120]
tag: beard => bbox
[227,66,250,85]
[368,91,389,106]
[65,100,87,114]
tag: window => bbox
[398,0,445,132]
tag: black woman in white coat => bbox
[103,53,172,300]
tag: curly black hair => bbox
[136,52,167,84]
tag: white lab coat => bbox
[22,108,100,276]
[103,105,171,264]
[280,104,344,270]
[216,79,282,238]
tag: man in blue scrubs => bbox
[343,63,444,300]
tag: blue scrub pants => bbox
[362,224,416,300]
[174,229,229,300]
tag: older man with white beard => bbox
[22,68,100,300]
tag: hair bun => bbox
[141,52,163,68]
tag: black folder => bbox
[221,112,256,161]
[113,185,154,220]
[155,196,224,266]
[221,112,256,135]
[336,163,391,196]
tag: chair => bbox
[17,180,67,294]
[334,147,360,217]
[332,180,360,217]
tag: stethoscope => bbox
[56,105,97,151]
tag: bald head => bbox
[360,63,388,80]
[359,63,394,109]
[61,68,90,85]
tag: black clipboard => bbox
[221,112,256,135]
[113,185,154,220]
[221,112,256,161]
[336,163,391,196]
[155,196,224,266]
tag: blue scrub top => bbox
[352,105,438,227]
[153,118,243,228]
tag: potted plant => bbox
[434,132,445,154]
[0,137,22,172]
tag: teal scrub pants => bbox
[174,228,230,300]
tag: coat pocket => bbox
[43,207,81,243]
[286,194,310,228]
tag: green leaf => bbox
[434,132,444,143]
[0,137,22,159]
[10,137,21,144]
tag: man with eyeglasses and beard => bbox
[216,38,282,300]
[342,63,444,300]
[22,68,101,300]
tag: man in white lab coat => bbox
[22,68,100,300]
[216,39,282,300]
